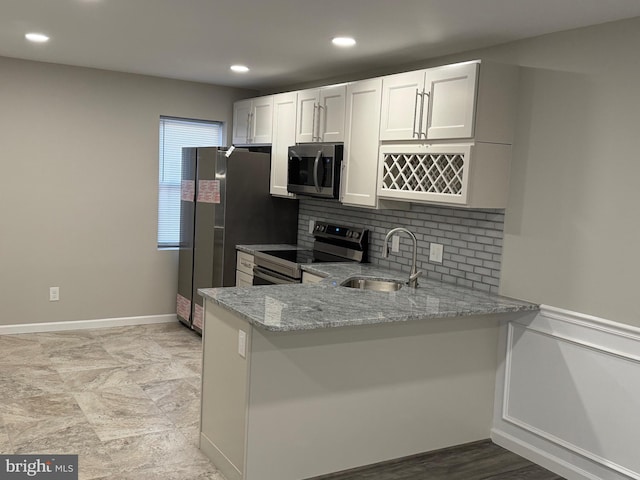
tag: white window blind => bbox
[158,117,223,248]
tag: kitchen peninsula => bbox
[198,264,537,480]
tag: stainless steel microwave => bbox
[287,144,343,199]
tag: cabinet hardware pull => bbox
[417,90,426,139]
[316,103,323,141]
[312,103,318,141]
[412,89,420,138]
[421,91,430,138]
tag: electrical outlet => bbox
[391,235,400,252]
[308,219,315,234]
[429,243,444,263]
[238,330,247,358]
[49,286,60,302]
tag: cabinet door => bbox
[424,62,478,140]
[236,270,253,287]
[341,78,382,208]
[318,84,346,142]
[379,70,425,141]
[270,92,297,197]
[250,96,273,144]
[378,143,472,205]
[295,89,319,143]
[232,99,252,145]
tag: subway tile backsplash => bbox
[297,198,505,293]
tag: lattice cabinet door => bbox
[377,143,511,208]
[378,144,472,205]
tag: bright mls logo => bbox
[0,455,78,479]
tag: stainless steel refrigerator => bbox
[176,147,298,332]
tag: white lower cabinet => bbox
[378,142,511,208]
[236,251,254,286]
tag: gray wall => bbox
[0,56,254,326]
[455,18,640,326]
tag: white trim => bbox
[491,429,602,480]
[540,304,640,339]
[496,306,640,480]
[0,314,178,335]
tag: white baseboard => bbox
[0,314,179,335]
[491,428,601,480]
[494,305,640,480]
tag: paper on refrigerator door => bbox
[176,294,191,320]
[197,180,220,204]
[181,180,195,202]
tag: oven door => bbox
[287,144,342,198]
[253,266,300,285]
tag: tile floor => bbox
[0,321,563,480]
[0,322,223,480]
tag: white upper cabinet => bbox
[270,92,297,198]
[232,95,273,145]
[295,85,346,143]
[341,78,383,208]
[424,62,478,140]
[380,62,478,141]
[380,61,518,144]
[379,70,425,141]
[232,99,252,145]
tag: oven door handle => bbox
[253,266,298,284]
[313,149,322,193]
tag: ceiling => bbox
[2,0,640,91]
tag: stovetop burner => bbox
[252,222,369,282]
[260,249,315,265]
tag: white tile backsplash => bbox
[297,198,504,293]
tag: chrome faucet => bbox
[383,227,423,288]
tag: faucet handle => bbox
[409,270,423,282]
[408,270,423,288]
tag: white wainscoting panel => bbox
[492,305,640,480]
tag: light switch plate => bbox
[49,286,60,302]
[308,219,315,234]
[429,243,444,263]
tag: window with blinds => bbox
[158,116,223,248]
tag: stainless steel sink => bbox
[340,277,404,292]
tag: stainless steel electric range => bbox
[252,222,369,285]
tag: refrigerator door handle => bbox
[313,149,322,193]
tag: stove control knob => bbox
[353,232,360,239]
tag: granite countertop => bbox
[199,263,538,332]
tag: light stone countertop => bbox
[199,262,538,332]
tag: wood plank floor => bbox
[308,440,564,480]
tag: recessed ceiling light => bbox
[230,65,249,73]
[332,37,356,47]
[25,32,50,43]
